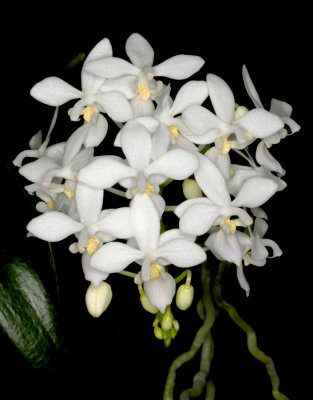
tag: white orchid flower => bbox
[13,107,59,167]
[89,193,206,312]
[77,119,199,215]
[30,38,134,145]
[181,73,284,179]
[150,81,208,159]
[227,163,287,198]
[175,154,279,295]
[84,33,205,117]
[242,65,300,175]
[244,218,283,266]
[27,182,133,253]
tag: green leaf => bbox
[0,258,64,370]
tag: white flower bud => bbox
[176,283,194,310]
[182,179,202,199]
[85,281,112,318]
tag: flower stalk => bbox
[213,261,290,400]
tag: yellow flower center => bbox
[64,188,74,198]
[168,126,180,138]
[221,136,232,155]
[82,106,98,122]
[150,263,162,280]
[136,83,153,101]
[46,201,55,210]
[221,218,237,234]
[145,182,154,195]
[86,237,100,255]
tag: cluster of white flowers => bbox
[14,33,300,326]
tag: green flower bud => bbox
[164,337,172,347]
[85,281,112,318]
[154,326,163,340]
[161,313,173,331]
[182,179,202,199]
[176,283,194,311]
[140,293,158,314]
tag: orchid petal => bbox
[144,272,176,313]
[93,207,133,239]
[179,204,222,235]
[170,80,209,116]
[206,74,235,123]
[97,91,133,122]
[231,177,278,208]
[269,98,292,118]
[130,193,160,253]
[262,239,283,258]
[120,120,152,171]
[151,124,170,159]
[27,211,83,242]
[236,264,250,296]
[155,239,206,268]
[62,124,88,166]
[30,77,82,106]
[101,75,137,99]
[212,229,243,267]
[174,197,212,218]
[206,147,231,180]
[242,65,264,108]
[182,105,220,136]
[145,149,198,180]
[194,153,231,206]
[82,253,109,287]
[84,114,109,148]
[77,156,136,189]
[125,33,154,68]
[84,38,113,64]
[251,235,269,261]
[153,55,205,79]
[255,142,285,175]
[159,229,196,247]
[75,182,103,225]
[235,109,284,138]
[90,242,143,273]
[130,96,155,117]
[19,157,60,184]
[85,57,140,79]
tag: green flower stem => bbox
[117,270,137,278]
[174,269,191,285]
[179,330,214,399]
[213,262,289,400]
[205,380,215,400]
[48,242,60,306]
[163,264,216,400]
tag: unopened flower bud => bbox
[154,325,163,340]
[176,283,194,310]
[164,337,172,347]
[161,313,173,331]
[140,293,158,314]
[182,179,202,199]
[85,281,112,318]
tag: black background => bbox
[0,5,310,399]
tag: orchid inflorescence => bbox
[14,33,300,347]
